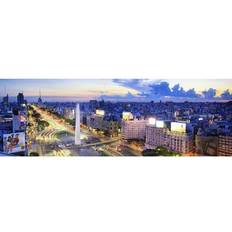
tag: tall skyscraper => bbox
[12,108,21,132]
[3,94,9,105]
[17,92,25,106]
[38,90,43,105]
[75,103,81,145]
[2,94,9,110]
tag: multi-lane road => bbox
[28,105,141,156]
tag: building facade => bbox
[195,128,218,156]
[121,119,147,140]
[145,125,169,148]
[218,135,232,156]
[17,93,25,106]
[87,113,119,137]
[145,123,194,154]
[167,131,194,154]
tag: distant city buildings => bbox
[1,94,232,156]
[64,108,75,119]
[17,92,25,106]
[40,99,232,156]
[38,95,43,105]
[0,93,27,155]
[2,94,9,110]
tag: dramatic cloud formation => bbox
[1,79,231,102]
[110,79,232,101]
[112,79,143,91]
[149,82,171,96]
[113,79,161,92]
[221,89,232,100]
[202,88,217,99]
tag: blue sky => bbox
[0,79,232,102]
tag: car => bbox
[58,144,65,148]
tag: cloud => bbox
[149,82,171,96]
[221,89,232,100]
[171,84,185,97]
[112,79,142,90]
[113,79,161,92]
[113,80,200,98]
[202,88,216,99]
[148,81,199,98]
[185,88,199,98]
[104,79,232,101]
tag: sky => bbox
[0,79,232,102]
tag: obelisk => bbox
[75,103,81,145]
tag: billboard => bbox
[3,132,26,154]
[148,117,156,125]
[156,120,164,128]
[171,122,186,133]
[123,112,133,121]
[96,109,105,116]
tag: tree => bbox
[65,118,75,126]
[142,146,181,156]
[29,152,39,156]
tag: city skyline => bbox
[0,79,232,102]
[1,81,232,156]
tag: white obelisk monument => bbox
[75,103,81,145]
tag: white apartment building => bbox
[167,131,194,154]
[145,122,194,154]
[146,125,169,149]
[121,119,147,140]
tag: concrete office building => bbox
[167,131,194,154]
[145,120,194,154]
[195,129,218,156]
[145,125,169,149]
[86,110,119,137]
[17,92,25,106]
[218,135,232,156]
[121,119,147,140]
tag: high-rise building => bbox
[145,120,194,154]
[121,119,147,140]
[89,100,99,112]
[75,103,81,145]
[38,90,43,105]
[17,93,25,106]
[167,131,194,154]
[195,129,218,155]
[146,125,169,149]
[64,108,75,120]
[86,110,119,137]
[2,94,9,106]
[2,94,9,111]
[12,109,21,133]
